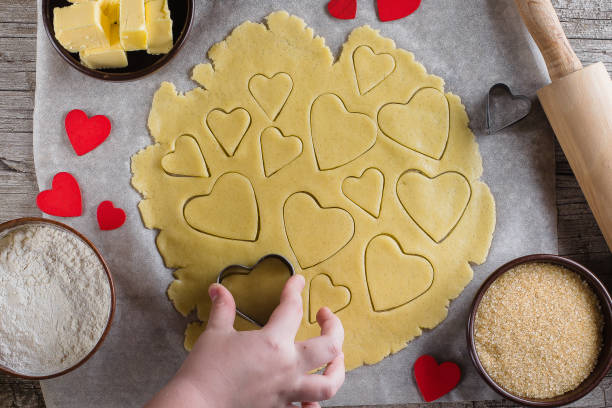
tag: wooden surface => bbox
[0,0,610,406]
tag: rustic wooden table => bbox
[1,0,610,407]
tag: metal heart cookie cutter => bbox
[486,83,533,134]
[217,254,295,327]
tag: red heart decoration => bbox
[377,0,421,21]
[97,201,126,231]
[65,109,111,156]
[327,0,357,19]
[36,172,82,217]
[414,355,460,402]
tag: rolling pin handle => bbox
[514,0,583,81]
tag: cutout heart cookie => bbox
[378,88,449,160]
[397,170,471,243]
[284,192,354,268]
[342,168,384,218]
[162,135,209,177]
[311,93,377,170]
[309,274,351,323]
[261,127,302,177]
[353,46,395,95]
[365,235,434,312]
[249,73,293,120]
[184,173,259,241]
[206,108,251,156]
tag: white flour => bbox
[0,224,111,376]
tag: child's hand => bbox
[146,275,345,408]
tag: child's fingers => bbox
[292,353,345,402]
[301,402,321,408]
[264,275,305,338]
[205,283,236,331]
[296,307,344,371]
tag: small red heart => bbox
[327,0,357,19]
[36,172,82,217]
[414,355,461,402]
[377,0,421,21]
[97,201,126,231]
[65,109,111,156]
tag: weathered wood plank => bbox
[0,1,36,24]
[0,375,44,408]
[0,91,34,119]
[0,22,36,38]
[0,118,33,133]
[0,72,35,92]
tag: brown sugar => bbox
[474,262,603,399]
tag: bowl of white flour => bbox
[0,218,115,379]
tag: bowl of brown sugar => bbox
[467,254,612,407]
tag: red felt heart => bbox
[36,172,82,217]
[65,109,111,156]
[327,0,357,19]
[97,201,126,231]
[414,355,461,402]
[377,0,421,21]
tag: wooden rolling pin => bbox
[514,0,612,251]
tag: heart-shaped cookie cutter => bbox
[486,83,533,134]
[217,254,295,327]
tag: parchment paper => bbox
[33,0,558,406]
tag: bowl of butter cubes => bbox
[42,0,194,81]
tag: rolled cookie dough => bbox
[131,11,495,370]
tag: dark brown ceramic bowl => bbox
[42,0,194,81]
[467,254,612,407]
[0,217,116,380]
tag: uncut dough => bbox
[131,11,495,370]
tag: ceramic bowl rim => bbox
[41,0,194,82]
[0,217,116,380]
[466,254,612,407]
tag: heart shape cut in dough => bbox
[261,127,302,177]
[206,108,251,156]
[396,170,470,243]
[353,46,396,95]
[365,234,434,312]
[311,93,377,170]
[284,192,355,268]
[378,87,449,160]
[342,168,384,218]
[161,135,209,177]
[184,173,259,241]
[220,256,293,326]
[309,274,351,323]
[249,73,293,121]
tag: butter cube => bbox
[145,0,173,54]
[53,2,110,53]
[67,0,119,23]
[100,0,120,24]
[119,0,147,51]
[79,24,127,69]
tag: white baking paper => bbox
[33,0,558,406]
